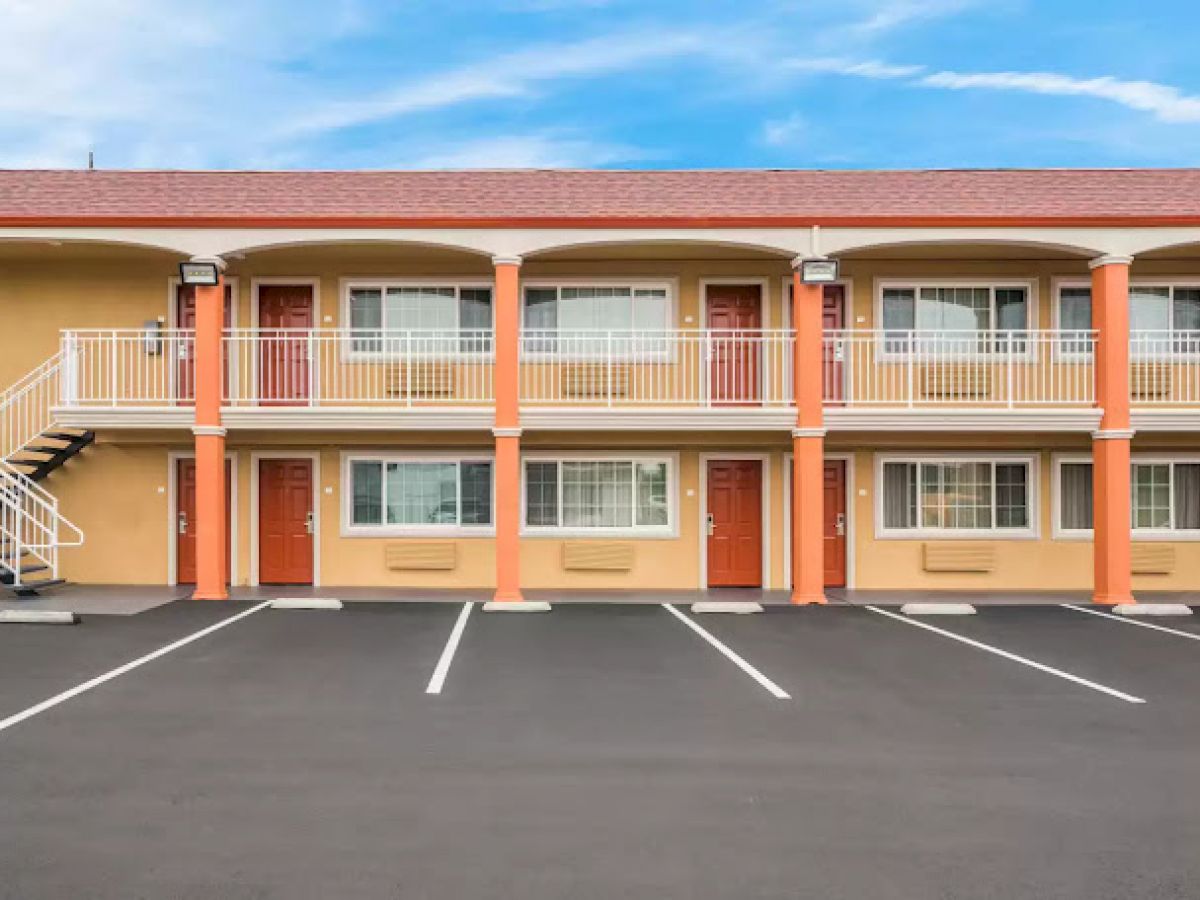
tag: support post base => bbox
[191,590,229,601]
[790,592,828,605]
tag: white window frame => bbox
[874,452,1040,540]
[520,451,679,538]
[339,277,495,360]
[873,278,1039,361]
[1053,277,1200,359]
[1052,453,1200,541]
[341,451,496,537]
[520,277,678,361]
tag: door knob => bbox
[706,513,715,536]
[305,511,315,534]
[835,512,846,536]
[177,512,188,535]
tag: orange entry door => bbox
[176,284,232,405]
[707,285,762,405]
[706,460,762,587]
[823,460,847,588]
[258,285,314,405]
[176,458,232,585]
[258,459,314,585]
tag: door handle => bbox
[706,513,715,536]
[305,511,315,535]
[177,512,188,535]
[835,512,846,536]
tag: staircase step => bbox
[41,430,91,441]
[10,578,67,597]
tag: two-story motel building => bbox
[3,168,1200,606]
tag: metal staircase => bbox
[1,354,85,595]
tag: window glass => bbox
[386,462,457,526]
[1059,462,1094,531]
[1060,288,1092,330]
[1132,463,1171,529]
[881,289,915,331]
[1173,290,1200,352]
[460,462,492,526]
[350,288,384,353]
[917,287,990,331]
[524,459,671,531]
[882,462,917,529]
[1175,463,1200,530]
[349,459,492,529]
[632,289,670,332]
[995,288,1029,332]
[385,287,457,332]
[351,460,383,525]
[635,462,669,527]
[562,461,633,528]
[525,462,559,526]
[995,463,1029,528]
[1130,286,1171,333]
[884,460,1029,533]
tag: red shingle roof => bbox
[0,168,1198,225]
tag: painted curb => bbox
[0,610,80,625]
[690,602,764,614]
[482,601,552,613]
[1114,604,1193,617]
[270,598,343,610]
[900,603,977,616]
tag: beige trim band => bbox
[791,427,827,438]
[491,255,523,268]
[1092,429,1135,440]
[492,427,523,438]
[192,425,227,437]
[1088,254,1133,270]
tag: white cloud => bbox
[779,54,1200,126]
[918,70,1200,124]
[278,29,712,138]
[760,113,808,148]
[845,0,977,36]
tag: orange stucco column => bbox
[791,265,827,604]
[192,264,228,600]
[1090,255,1134,606]
[492,256,523,603]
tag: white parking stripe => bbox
[0,601,273,736]
[661,604,791,700]
[865,606,1146,705]
[426,602,474,695]
[1062,604,1200,642]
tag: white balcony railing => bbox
[60,330,196,407]
[1130,331,1200,405]
[519,329,795,407]
[823,330,1097,407]
[55,327,1108,413]
[223,329,495,406]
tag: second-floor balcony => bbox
[48,326,1200,431]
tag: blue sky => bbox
[3,0,1200,170]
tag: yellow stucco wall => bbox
[4,245,1199,592]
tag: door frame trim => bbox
[250,277,322,329]
[166,451,239,587]
[783,452,855,590]
[166,275,240,328]
[250,451,321,588]
[776,276,855,328]
[698,452,771,590]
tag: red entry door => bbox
[258,459,314,585]
[823,460,847,588]
[822,285,847,405]
[257,285,314,405]
[707,286,762,405]
[176,458,232,585]
[176,284,232,404]
[706,460,762,588]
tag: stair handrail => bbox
[0,458,83,589]
[0,352,64,461]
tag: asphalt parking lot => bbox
[1,601,1199,899]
